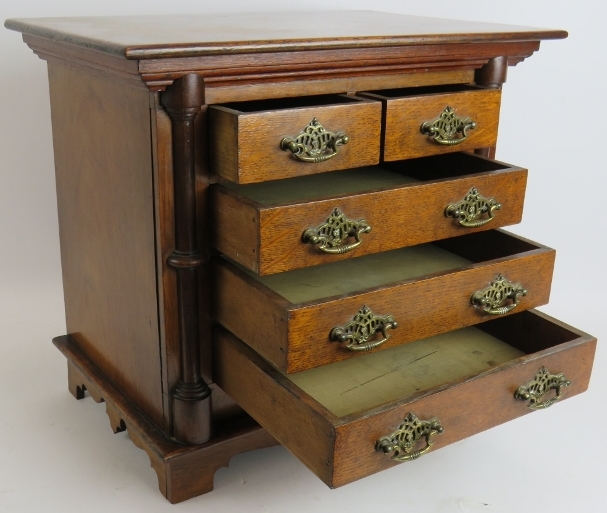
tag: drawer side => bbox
[214,327,336,484]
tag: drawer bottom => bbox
[214,310,596,487]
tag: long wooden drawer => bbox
[212,152,527,275]
[361,85,500,161]
[214,311,596,488]
[213,230,555,373]
[209,94,381,184]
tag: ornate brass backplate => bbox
[280,117,349,162]
[420,106,476,145]
[329,305,397,351]
[514,366,571,410]
[470,274,527,315]
[302,208,371,254]
[376,413,444,462]
[445,187,501,228]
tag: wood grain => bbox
[214,230,555,373]
[212,152,527,275]
[332,315,596,487]
[48,63,164,427]
[213,312,595,488]
[368,86,501,161]
[214,327,337,484]
[209,96,381,183]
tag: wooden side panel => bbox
[213,327,336,484]
[151,100,179,432]
[383,89,501,161]
[287,249,555,373]
[332,326,596,488]
[211,187,260,273]
[48,63,164,427]
[210,100,382,183]
[213,262,289,369]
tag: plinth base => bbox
[53,335,277,503]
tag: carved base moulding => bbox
[54,335,277,504]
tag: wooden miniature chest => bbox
[5,12,596,503]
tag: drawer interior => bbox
[218,152,511,206]
[215,93,364,113]
[236,230,542,304]
[288,311,583,417]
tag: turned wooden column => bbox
[474,56,508,159]
[161,74,212,444]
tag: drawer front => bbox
[375,88,501,161]
[214,230,555,373]
[209,96,382,184]
[212,153,527,275]
[214,312,596,488]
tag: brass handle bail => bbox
[330,305,397,351]
[376,413,444,462]
[302,208,371,254]
[471,274,527,315]
[445,187,501,228]
[420,106,476,145]
[514,366,571,410]
[281,117,349,163]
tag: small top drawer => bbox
[209,94,382,184]
[361,85,501,161]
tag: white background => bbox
[1,1,606,512]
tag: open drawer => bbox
[212,152,527,275]
[360,84,500,161]
[213,230,555,373]
[214,311,596,488]
[209,94,381,183]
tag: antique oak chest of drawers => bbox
[5,12,596,503]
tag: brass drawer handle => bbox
[329,305,397,351]
[302,208,371,254]
[471,274,527,315]
[376,413,444,462]
[514,366,571,410]
[445,187,501,228]
[420,106,476,145]
[281,117,349,163]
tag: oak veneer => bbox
[363,85,501,161]
[214,230,555,373]
[212,152,527,275]
[209,95,381,183]
[214,311,596,488]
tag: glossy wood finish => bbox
[47,63,164,428]
[212,153,527,275]
[214,311,595,488]
[209,95,381,183]
[362,85,501,161]
[5,13,567,58]
[55,335,277,504]
[214,230,555,373]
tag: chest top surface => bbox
[5,11,566,59]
